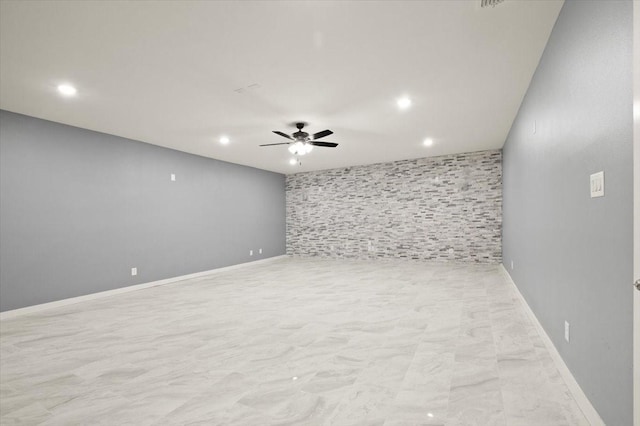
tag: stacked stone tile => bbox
[286,150,502,263]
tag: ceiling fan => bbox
[260,122,338,156]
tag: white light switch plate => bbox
[171,174,176,181]
[590,171,604,198]
[131,267,137,276]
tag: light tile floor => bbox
[0,257,588,425]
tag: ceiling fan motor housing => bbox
[293,131,309,140]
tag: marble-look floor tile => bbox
[0,257,589,425]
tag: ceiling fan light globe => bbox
[289,141,306,155]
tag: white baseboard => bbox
[499,265,605,426]
[0,255,288,321]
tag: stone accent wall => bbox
[286,150,502,263]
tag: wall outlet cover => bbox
[170,174,176,181]
[590,171,604,198]
[131,267,137,276]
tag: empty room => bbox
[0,0,638,425]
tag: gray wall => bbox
[501,1,633,425]
[0,110,286,312]
[287,150,502,263]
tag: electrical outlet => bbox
[131,267,137,276]
[249,250,253,256]
[170,173,176,181]
[564,321,570,342]
[590,171,604,198]
[259,248,262,254]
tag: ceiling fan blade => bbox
[312,129,333,140]
[272,130,293,140]
[259,142,290,147]
[309,141,338,148]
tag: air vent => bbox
[481,0,505,7]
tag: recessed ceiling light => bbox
[289,158,297,165]
[397,96,412,110]
[423,138,434,147]
[57,84,77,96]
[219,136,230,145]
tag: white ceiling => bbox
[0,0,563,174]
